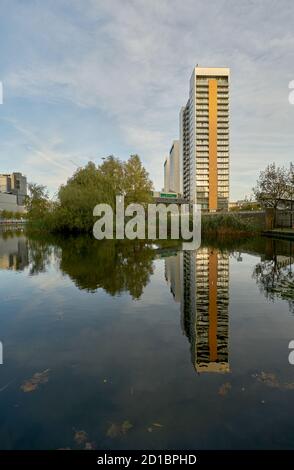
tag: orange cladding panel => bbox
[208,249,218,362]
[208,79,218,211]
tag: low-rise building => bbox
[0,172,27,205]
[0,193,26,213]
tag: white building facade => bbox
[163,140,181,194]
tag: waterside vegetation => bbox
[24,159,292,239]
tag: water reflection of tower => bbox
[165,252,182,303]
[192,248,229,373]
[166,247,230,373]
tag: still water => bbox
[0,231,293,450]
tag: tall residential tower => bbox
[180,66,230,211]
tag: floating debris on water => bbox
[218,382,232,396]
[74,430,88,445]
[20,369,50,393]
[253,371,294,390]
[107,420,133,438]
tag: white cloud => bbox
[1,0,294,198]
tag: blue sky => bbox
[0,0,293,199]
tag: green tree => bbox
[123,154,153,206]
[56,162,107,231]
[54,155,153,232]
[99,155,124,207]
[25,154,154,233]
[0,210,13,219]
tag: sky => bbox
[0,0,293,200]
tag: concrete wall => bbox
[0,193,25,213]
[230,209,294,230]
[265,208,294,229]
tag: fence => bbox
[276,210,294,229]
[265,208,294,230]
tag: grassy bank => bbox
[201,213,262,238]
[26,212,262,241]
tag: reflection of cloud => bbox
[28,273,68,292]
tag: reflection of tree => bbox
[22,233,156,298]
[28,239,54,275]
[253,241,294,313]
[59,237,154,299]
